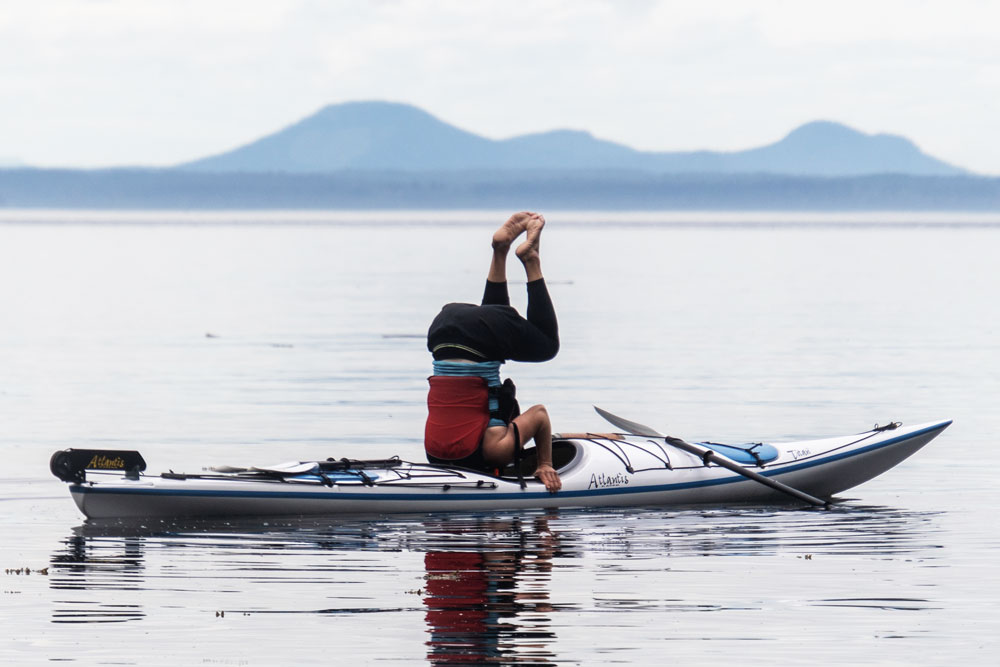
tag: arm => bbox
[516,405,562,493]
[481,404,562,493]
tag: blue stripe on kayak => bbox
[70,421,951,504]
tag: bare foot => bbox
[492,212,530,251]
[516,213,545,263]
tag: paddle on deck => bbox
[594,406,830,508]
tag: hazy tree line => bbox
[2,169,999,210]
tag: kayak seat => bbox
[696,442,779,466]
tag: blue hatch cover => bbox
[695,442,779,465]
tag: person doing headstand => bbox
[424,212,562,493]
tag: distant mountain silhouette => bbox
[180,101,966,176]
[708,121,963,176]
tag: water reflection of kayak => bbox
[50,418,950,519]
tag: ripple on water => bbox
[41,504,945,642]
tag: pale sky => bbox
[3,0,999,173]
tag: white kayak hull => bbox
[63,420,951,519]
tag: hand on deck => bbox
[534,464,562,493]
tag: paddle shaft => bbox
[593,406,829,508]
[664,436,829,508]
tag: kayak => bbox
[50,415,951,519]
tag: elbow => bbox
[540,339,560,362]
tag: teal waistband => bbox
[432,360,502,387]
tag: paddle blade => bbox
[594,406,665,438]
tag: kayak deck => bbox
[56,419,952,519]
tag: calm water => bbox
[2,210,998,665]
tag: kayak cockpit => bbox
[499,439,585,482]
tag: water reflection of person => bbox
[423,516,559,665]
